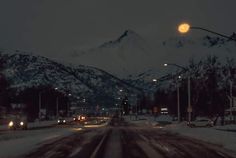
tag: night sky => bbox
[0,0,236,60]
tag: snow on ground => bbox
[0,118,73,131]
[165,123,236,152]
[124,115,236,153]
[215,124,236,131]
[0,126,81,158]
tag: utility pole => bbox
[38,92,41,120]
[177,82,180,122]
[230,80,233,121]
[67,101,69,117]
[187,76,192,122]
[56,96,59,118]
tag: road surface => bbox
[19,117,236,158]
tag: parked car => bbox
[8,119,28,130]
[188,117,214,127]
[57,118,66,124]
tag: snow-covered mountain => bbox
[70,30,157,78]
[0,50,141,106]
[69,30,236,91]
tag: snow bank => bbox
[0,127,80,158]
[165,123,236,152]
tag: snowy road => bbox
[6,118,234,158]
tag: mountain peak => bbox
[99,29,144,49]
[117,29,137,41]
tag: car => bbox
[57,118,67,124]
[188,118,214,127]
[72,116,78,121]
[8,120,28,130]
[78,115,87,122]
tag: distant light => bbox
[153,79,157,82]
[178,23,190,34]
[164,63,168,67]
[68,93,72,96]
[161,108,168,111]
[8,121,14,127]
[55,87,58,90]
[178,76,181,79]
[119,89,123,92]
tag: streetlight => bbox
[67,93,72,117]
[152,79,157,82]
[54,88,59,118]
[176,75,181,122]
[178,23,190,34]
[164,63,192,122]
[178,23,236,41]
[178,22,236,122]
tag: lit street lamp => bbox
[164,63,192,122]
[178,23,236,41]
[152,79,157,82]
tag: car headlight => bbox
[9,121,14,127]
[73,118,76,120]
[63,120,66,123]
[58,120,60,123]
[20,122,24,126]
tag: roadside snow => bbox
[0,126,80,158]
[124,115,236,152]
[164,123,236,152]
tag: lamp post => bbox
[118,89,124,117]
[178,23,236,41]
[178,22,236,122]
[38,92,42,120]
[177,75,181,122]
[54,88,59,118]
[164,63,192,122]
[67,93,72,117]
